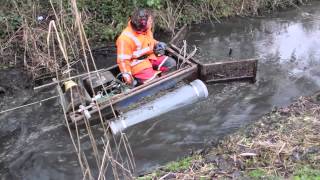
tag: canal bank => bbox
[138,93,320,179]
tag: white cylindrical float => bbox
[109,79,209,135]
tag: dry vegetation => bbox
[0,0,312,82]
[15,0,137,179]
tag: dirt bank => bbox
[139,93,320,179]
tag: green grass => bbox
[247,169,280,180]
[248,169,268,179]
[136,176,153,180]
[0,64,14,70]
[293,166,320,180]
[164,157,193,172]
[136,170,163,180]
[199,176,210,180]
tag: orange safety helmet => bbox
[130,9,151,32]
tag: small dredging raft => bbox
[56,44,257,134]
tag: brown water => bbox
[1,2,320,179]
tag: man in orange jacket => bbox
[116,9,176,85]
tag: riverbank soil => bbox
[139,93,320,179]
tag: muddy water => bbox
[1,2,320,179]
[128,2,320,174]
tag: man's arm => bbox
[116,38,133,84]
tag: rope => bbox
[0,95,59,114]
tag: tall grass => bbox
[154,0,310,32]
[35,0,136,179]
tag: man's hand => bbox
[122,73,133,85]
[154,42,167,56]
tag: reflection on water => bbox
[1,2,320,179]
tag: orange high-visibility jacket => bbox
[116,21,158,75]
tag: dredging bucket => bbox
[109,79,209,135]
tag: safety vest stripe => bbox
[143,71,160,84]
[133,47,151,58]
[118,41,129,72]
[157,56,168,70]
[130,60,145,66]
[120,61,129,73]
[118,54,132,60]
[123,31,142,49]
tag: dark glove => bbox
[154,42,167,56]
